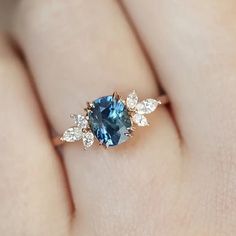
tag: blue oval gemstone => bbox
[88,95,132,147]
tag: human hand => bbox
[0,1,236,235]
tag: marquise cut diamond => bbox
[126,90,138,110]
[72,114,88,128]
[132,113,149,127]
[82,131,94,148]
[61,127,82,142]
[136,99,160,114]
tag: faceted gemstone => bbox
[126,90,138,110]
[82,131,94,149]
[132,113,149,127]
[88,95,132,147]
[71,114,88,128]
[136,99,160,114]
[61,127,82,142]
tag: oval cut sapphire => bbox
[88,95,132,147]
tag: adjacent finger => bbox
[121,0,236,158]
[0,35,71,236]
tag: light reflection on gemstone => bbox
[88,95,132,147]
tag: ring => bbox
[53,90,169,149]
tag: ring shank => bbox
[52,137,65,147]
[158,95,169,105]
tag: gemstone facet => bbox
[88,95,132,147]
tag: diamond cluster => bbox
[61,114,94,149]
[126,90,161,126]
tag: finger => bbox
[120,0,236,158]
[0,35,71,236]
[12,0,181,234]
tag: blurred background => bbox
[0,0,15,30]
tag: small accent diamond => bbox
[82,131,94,149]
[61,127,82,142]
[126,90,138,110]
[132,113,149,127]
[136,99,160,114]
[71,114,88,129]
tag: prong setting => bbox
[112,91,120,100]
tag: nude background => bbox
[0,0,15,30]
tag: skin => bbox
[0,0,236,235]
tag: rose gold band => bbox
[53,136,65,147]
[156,95,169,106]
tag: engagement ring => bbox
[53,90,169,149]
